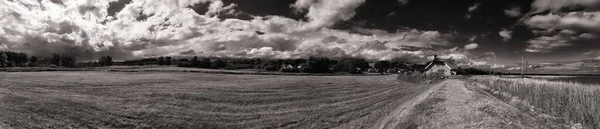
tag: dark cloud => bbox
[107,0,132,17]
[399,45,427,51]
[179,49,196,55]
[321,36,347,44]
[49,0,64,5]
[359,41,388,51]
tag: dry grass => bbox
[472,76,600,129]
[0,72,428,128]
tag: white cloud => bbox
[525,35,571,53]
[465,3,481,20]
[0,0,477,64]
[206,0,237,16]
[464,43,478,50]
[521,11,600,53]
[468,3,481,12]
[531,0,600,12]
[398,0,410,5]
[499,29,513,41]
[524,12,600,35]
[292,0,366,32]
[469,36,477,42]
[504,6,521,17]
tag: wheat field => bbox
[0,71,428,128]
[473,76,600,129]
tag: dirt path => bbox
[377,79,568,129]
[372,80,446,129]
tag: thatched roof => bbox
[424,58,457,71]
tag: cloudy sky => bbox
[1,0,600,73]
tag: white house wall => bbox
[425,65,452,76]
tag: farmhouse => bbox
[424,55,457,76]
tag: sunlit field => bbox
[0,72,428,128]
[473,76,600,129]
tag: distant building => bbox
[423,55,457,76]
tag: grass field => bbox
[0,71,428,128]
[473,76,600,129]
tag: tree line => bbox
[1,50,498,75]
[0,51,77,68]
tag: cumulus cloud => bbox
[504,6,521,17]
[464,43,478,50]
[525,35,571,53]
[521,11,600,53]
[531,0,600,12]
[499,29,513,41]
[0,0,478,65]
[292,0,366,31]
[524,12,600,35]
[519,1,600,54]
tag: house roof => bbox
[424,59,457,70]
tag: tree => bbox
[99,56,113,67]
[137,60,144,66]
[60,55,76,67]
[165,57,172,65]
[200,58,211,68]
[29,56,38,67]
[306,56,330,73]
[374,60,391,74]
[105,56,113,66]
[253,58,262,69]
[52,54,61,66]
[157,57,165,65]
[16,53,27,66]
[190,56,199,67]
[211,59,226,69]
[334,58,369,74]
[260,60,281,71]
[0,53,7,67]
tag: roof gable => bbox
[424,59,457,70]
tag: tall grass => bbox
[473,76,600,129]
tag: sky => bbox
[1,0,600,74]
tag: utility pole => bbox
[525,60,528,75]
[521,56,524,78]
[493,55,497,75]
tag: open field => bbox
[0,71,430,128]
[0,66,365,76]
[473,76,600,129]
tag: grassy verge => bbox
[472,76,600,129]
